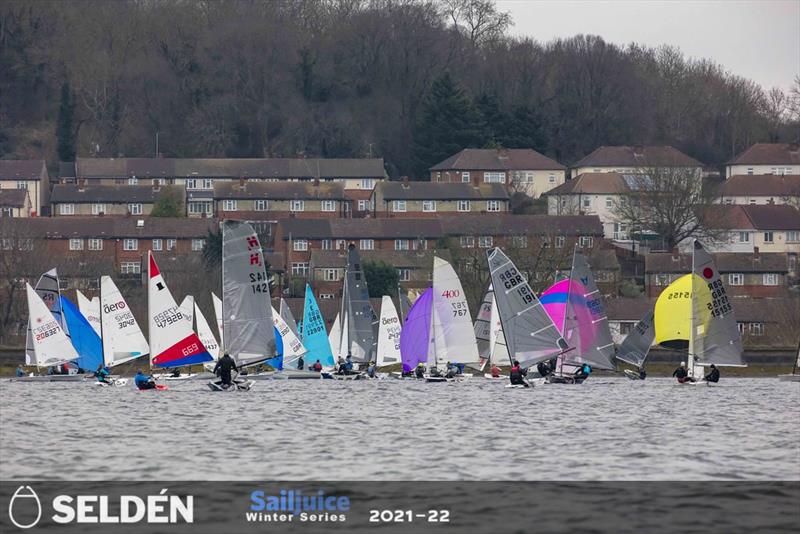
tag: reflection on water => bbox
[0,378,797,481]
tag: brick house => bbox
[429,148,566,198]
[717,174,800,206]
[50,183,183,217]
[725,143,800,178]
[697,205,800,256]
[0,160,48,216]
[213,179,348,221]
[0,189,33,218]
[370,181,509,217]
[572,146,703,177]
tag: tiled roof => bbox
[719,175,800,197]
[645,252,788,274]
[0,189,29,207]
[310,249,450,269]
[50,184,181,203]
[544,173,630,195]
[277,218,445,240]
[727,143,800,165]
[740,205,800,230]
[0,160,46,181]
[430,148,565,171]
[438,214,604,236]
[213,181,346,200]
[573,146,703,168]
[1,217,217,239]
[375,181,509,201]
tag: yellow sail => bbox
[654,274,712,349]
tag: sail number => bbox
[154,306,183,328]
[500,267,535,304]
[450,301,468,318]
[249,272,269,294]
[181,342,199,356]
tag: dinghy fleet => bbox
[16,219,755,389]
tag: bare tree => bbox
[442,0,511,46]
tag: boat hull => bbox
[207,380,253,391]
[11,374,85,383]
[778,374,800,382]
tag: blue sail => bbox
[61,296,103,371]
[301,284,335,368]
[264,326,284,370]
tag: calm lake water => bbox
[1,377,798,481]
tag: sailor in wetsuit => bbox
[367,361,376,378]
[509,360,528,386]
[312,359,323,372]
[638,367,647,380]
[573,363,591,381]
[214,353,239,387]
[703,364,720,383]
[672,361,695,383]
[15,364,25,377]
[490,363,501,378]
[537,360,552,378]
[415,363,425,379]
[134,369,157,390]
[94,364,111,384]
[297,356,304,371]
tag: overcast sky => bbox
[496,0,799,91]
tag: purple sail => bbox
[400,288,433,372]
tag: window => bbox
[655,273,671,286]
[771,167,791,175]
[478,236,493,248]
[582,197,591,208]
[323,268,340,282]
[188,201,212,215]
[152,239,162,251]
[749,323,764,336]
[120,262,140,275]
[579,236,593,248]
[763,273,779,286]
[223,200,237,212]
[360,179,376,190]
[291,262,309,276]
[321,239,332,250]
[201,179,212,189]
[395,239,409,251]
[69,238,84,251]
[294,239,309,251]
[746,168,753,175]
[92,203,106,215]
[357,199,371,212]
[549,173,556,183]
[254,200,268,211]
[486,200,501,212]
[511,235,527,248]
[129,203,142,215]
[397,268,411,282]
[619,322,634,335]
[320,293,334,300]
[88,238,103,251]
[60,204,75,215]
[763,231,774,243]
[335,239,346,250]
[555,236,565,248]
[16,180,28,189]
[457,200,471,212]
[123,239,138,251]
[728,273,744,286]
[392,200,407,212]
[461,172,470,183]
[321,200,336,212]
[422,200,437,212]
[787,231,799,243]
[360,239,374,250]
[738,232,750,243]
[290,200,305,212]
[186,179,197,190]
[484,172,505,183]
[414,239,427,250]
[460,236,474,248]
[605,197,613,209]
[166,239,176,251]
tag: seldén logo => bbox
[8,485,194,529]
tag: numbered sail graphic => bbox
[25,269,68,364]
[430,256,479,369]
[303,285,335,368]
[616,311,656,368]
[280,298,301,338]
[377,295,402,367]
[25,283,78,367]
[100,276,149,367]
[178,295,194,328]
[272,305,307,369]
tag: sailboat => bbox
[266,305,313,379]
[486,247,569,387]
[216,220,276,390]
[76,289,102,338]
[328,312,341,361]
[376,295,402,372]
[302,284,335,370]
[13,284,83,382]
[24,269,69,368]
[778,338,800,382]
[336,245,376,367]
[539,250,616,383]
[474,285,509,378]
[400,287,433,377]
[280,298,300,338]
[616,311,656,380]
[194,302,220,362]
[100,275,149,371]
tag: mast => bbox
[99,277,104,366]
[220,221,226,355]
[687,244,696,379]
[558,247,578,374]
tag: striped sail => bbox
[486,248,568,368]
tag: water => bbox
[1,377,798,481]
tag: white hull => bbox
[322,372,363,380]
[207,379,253,391]
[94,378,129,387]
[11,374,85,383]
[153,373,199,381]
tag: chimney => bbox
[78,178,86,192]
[753,246,760,261]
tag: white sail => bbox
[212,292,223,348]
[272,305,307,368]
[376,296,402,367]
[194,302,220,361]
[339,312,349,360]
[25,283,78,367]
[100,276,149,367]
[178,295,194,328]
[329,312,341,359]
[279,298,300,338]
[25,269,68,364]
[488,291,509,366]
[76,290,102,338]
[430,256,479,370]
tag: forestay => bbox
[486,248,568,368]
[221,221,276,367]
[25,283,78,367]
[376,295,402,367]
[616,311,656,369]
[302,284,335,368]
[100,275,149,367]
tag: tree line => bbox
[2,0,799,178]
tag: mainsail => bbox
[340,246,376,362]
[486,248,568,367]
[194,302,220,361]
[560,252,616,370]
[76,290,102,338]
[100,275,149,367]
[178,295,194,328]
[302,285,335,368]
[61,296,103,371]
[221,220,276,367]
[272,305,307,369]
[280,298,300,338]
[376,295,402,367]
[328,313,341,360]
[25,283,78,367]
[25,269,68,364]
[399,287,433,372]
[616,311,656,369]
[474,286,509,367]
[430,256,479,369]
[690,240,745,369]
[212,292,224,347]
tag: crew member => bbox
[170,368,181,378]
[15,364,25,377]
[337,356,347,375]
[490,363,501,378]
[214,352,239,386]
[94,364,111,384]
[312,359,323,372]
[367,361,376,378]
[703,364,720,383]
[134,369,157,390]
[415,363,425,379]
[509,360,528,386]
[297,356,305,371]
[344,354,354,374]
[638,367,647,380]
[672,362,695,383]
[574,363,591,381]
[537,360,552,377]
